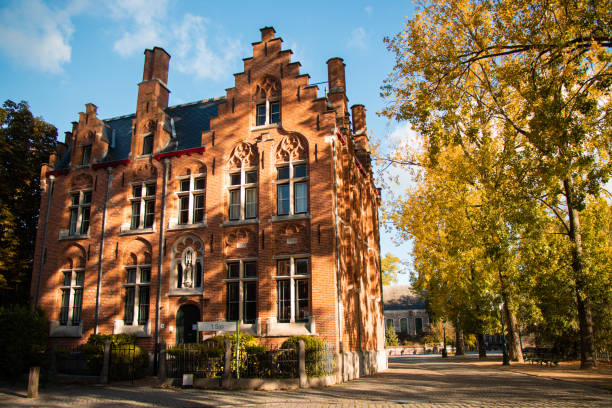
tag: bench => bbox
[524,351,560,367]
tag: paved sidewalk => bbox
[1,355,610,407]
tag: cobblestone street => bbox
[1,355,610,407]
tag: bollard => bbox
[158,341,167,381]
[298,340,307,388]
[100,340,111,384]
[222,338,232,388]
[27,367,40,398]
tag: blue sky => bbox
[0,0,415,284]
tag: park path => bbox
[1,355,610,407]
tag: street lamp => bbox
[442,321,448,358]
[499,302,510,366]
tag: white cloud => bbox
[347,27,369,50]
[0,0,75,73]
[365,5,373,14]
[107,1,242,81]
[172,14,242,81]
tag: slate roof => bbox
[383,285,427,310]
[53,98,222,170]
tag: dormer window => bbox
[81,145,91,165]
[256,100,280,126]
[142,135,153,155]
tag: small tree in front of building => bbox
[385,323,399,347]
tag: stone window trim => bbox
[58,268,84,327]
[275,160,308,216]
[126,181,156,232]
[121,265,151,327]
[227,166,258,222]
[172,173,206,227]
[66,189,92,237]
[273,256,310,323]
[223,258,258,324]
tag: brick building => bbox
[383,285,430,340]
[31,27,386,379]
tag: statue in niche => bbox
[182,247,194,288]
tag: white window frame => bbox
[122,265,151,326]
[68,190,92,236]
[176,173,206,225]
[223,259,258,324]
[129,181,156,230]
[59,268,84,326]
[274,161,308,216]
[274,256,310,323]
[227,167,257,221]
[255,98,280,127]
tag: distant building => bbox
[31,27,386,379]
[383,285,430,338]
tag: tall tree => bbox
[383,0,611,368]
[0,100,57,305]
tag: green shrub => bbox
[282,336,334,377]
[0,306,48,379]
[81,333,148,379]
[385,324,399,347]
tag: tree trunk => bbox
[564,179,596,369]
[455,324,465,355]
[477,333,487,359]
[498,270,524,363]
[503,303,524,363]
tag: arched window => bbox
[170,235,204,293]
[254,75,281,127]
[227,142,258,222]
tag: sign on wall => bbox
[197,321,236,332]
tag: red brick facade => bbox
[31,27,385,376]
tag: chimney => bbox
[137,47,171,114]
[260,26,276,42]
[143,47,170,84]
[351,104,371,172]
[351,104,366,134]
[327,57,346,94]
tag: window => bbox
[275,257,309,323]
[225,260,257,323]
[142,135,153,155]
[400,318,408,333]
[68,190,92,235]
[386,319,394,330]
[415,317,423,334]
[255,100,280,126]
[176,175,206,225]
[123,266,150,326]
[130,182,156,230]
[228,169,257,221]
[81,145,91,165]
[276,163,308,216]
[59,268,84,326]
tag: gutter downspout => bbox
[35,175,54,307]
[154,158,170,372]
[331,134,344,379]
[94,168,112,334]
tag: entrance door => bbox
[176,304,199,345]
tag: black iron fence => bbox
[55,346,99,376]
[109,343,137,382]
[166,346,224,378]
[240,347,297,378]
